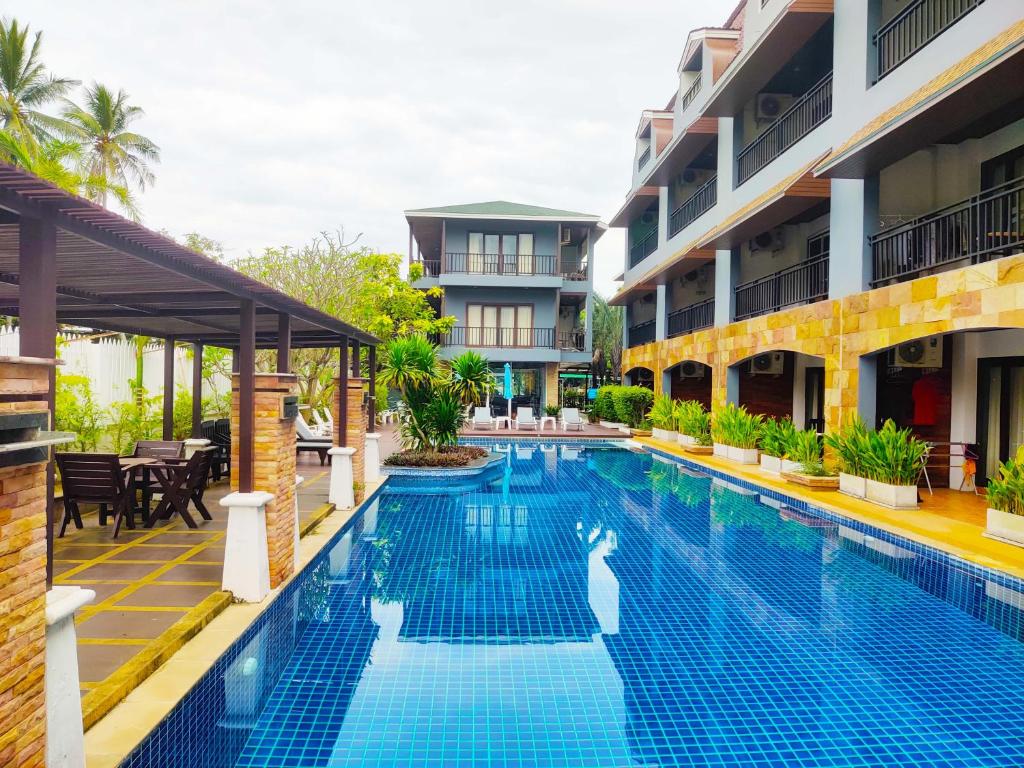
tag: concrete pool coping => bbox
[83,479,385,768]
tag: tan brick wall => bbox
[623,254,1024,432]
[544,363,559,409]
[231,373,298,588]
[333,377,367,503]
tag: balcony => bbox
[560,259,589,281]
[628,319,656,348]
[412,257,441,277]
[737,73,833,185]
[734,255,829,321]
[871,175,1024,286]
[629,230,658,269]
[440,326,556,349]
[637,146,651,171]
[668,298,715,338]
[441,252,558,276]
[558,329,586,352]
[669,175,717,238]
[679,76,702,114]
[874,0,985,81]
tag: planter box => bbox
[985,508,1024,547]
[678,434,698,447]
[713,442,728,459]
[682,444,713,455]
[760,455,802,475]
[726,445,759,465]
[651,428,678,442]
[781,471,840,490]
[865,479,919,509]
[599,421,625,429]
[838,473,867,499]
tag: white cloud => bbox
[7,0,737,295]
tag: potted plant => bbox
[781,429,840,489]
[861,420,928,509]
[544,404,560,418]
[711,403,762,464]
[758,417,800,475]
[613,386,654,436]
[984,447,1024,547]
[648,394,678,442]
[824,418,871,499]
[675,400,707,447]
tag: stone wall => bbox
[333,376,367,502]
[231,373,298,588]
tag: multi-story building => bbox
[406,201,605,409]
[612,0,1024,489]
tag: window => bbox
[806,230,829,261]
[466,303,534,346]
[467,232,537,274]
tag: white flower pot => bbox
[663,430,678,443]
[781,459,802,474]
[713,442,729,459]
[727,445,759,465]
[760,455,782,474]
[600,421,625,430]
[865,479,919,509]
[678,434,697,447]
[838,473,867,499]
[652,428,677,442]
[985,508,1024,547]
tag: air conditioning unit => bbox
[560,227,572,245]
[640,212,656,225]
[893,336,943,368]
[750,352,784,376]
[749,229,785,253]
[756,93,793,123]
[679,361,705,379]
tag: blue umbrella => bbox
[503,363,513,418]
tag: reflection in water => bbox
[124,445,1024,768]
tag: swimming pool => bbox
[123,442,1024,767]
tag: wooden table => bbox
[120,457,157,471]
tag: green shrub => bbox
[861,419,929,486]
[824,417,872,477]
[383,445,487,467]
[790,429,830,475]
[544,404,560,417]
[422,389,465,448]
[711,403,763,449]
[593,386,618,421]
[648,394,676,431]
[613,386,654,429]
[676,400,711,443]
[106,390,161,455]
[987,447,1024,516]
[759,417,797,459]
[55,373,104,452]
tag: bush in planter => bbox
[544,404,560,417]
[711,403,762,449]
[823,417,872,478]
[613,386,654,429]
[790,429,830,476]
[985,447,1024,516]
[676,400,711,444]
[759,417,797,459]
[593,386,619,422]
[861,419,928,486]
[648,394,676,434]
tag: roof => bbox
[0,161,378,348]
[404,200,603,222]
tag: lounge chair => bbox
[472,407,495,430]
[311,409,331,437]
[296,412,333,465]
[560,408,585,432]
[515,407,538,431]
[319,408,335,435]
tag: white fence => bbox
[0,330,231,410]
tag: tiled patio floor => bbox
[52,458,333,720]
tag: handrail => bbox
[870,175,1024,285]
[874,0,984,80]
[411,257,441,277]
[441,326,557,349]
[669,175,717,238]
[680,76,703,113]
[627,319,657,348]
[737,73,833,185]
[629,229,659,268]
[734,255,829,321]
[442,252,558,276]
[558,330,586,351]
[667,298,715,338]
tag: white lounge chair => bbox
[472,406,495,430]
[515,407,538,430]
[560,408,585,432]
[296,412,333,464]
[319,408,335,434]
[311,409,331,437]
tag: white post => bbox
[183,437,210,459]
[46,586,95,768]
[293,475,304,569]
[220,491,274,602]
[328,446,356,509]
[364,433,381,484]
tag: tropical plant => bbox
[590,295,623,385]
[0,18,77,146]
[790,429,829,476]
[861,419,929,486]
[759,417,797,459]
[593,386,618,421]
[58,83,160,205]
[447,350,493,406]
[676,400,711,443]
[421,389,466,448]
[823,417,872,478]
[986,447,1024,516]
[544,404,560,417]
[378,335,439,450]
[54,372,104,451]
[613,386,654,429]
[648,394,676,431]
[711,403,763,449]
[106,390,161,455]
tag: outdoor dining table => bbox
[120,456,157,526]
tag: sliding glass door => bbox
[466,304,534,347]
[977,357,1024,484]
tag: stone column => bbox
[333,376,366,503]
[364,434,381,484]
[230,373,298,589]
[220,491,273,602]
[45,586,95,768]
[544,363,559,408]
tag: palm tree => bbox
[447,351,494,406]
[60,83,159,205]
[0,18,77,146]
[591,295,624,384]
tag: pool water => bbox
[125,443,1024,767]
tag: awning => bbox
[646,118,718,186]
[817,20,1024,179]
[608,187,660,229]
[701,0,834,118]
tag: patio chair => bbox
[296,412,333,465]
[560,408,585,432]
[515,408,538,431]
[55,453,135,538]
[131,440,185,516]
[202,420,231,482]
[472,407,495,430]
[145,448,215,529]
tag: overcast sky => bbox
[10,0,736,298]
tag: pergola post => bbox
[238,300,255,493]
[277,313,291,374]
[162,336,175,440]
[338,337,348,447]
[328,336,355,509]
[191,342,203,438]
[367,345,377,428]
[364,344,380,485]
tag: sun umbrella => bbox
[503,363,513,418]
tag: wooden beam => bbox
[338,336,348,447]
[351,339,361,378]
[277,313,291,374]
[192,342,203,438]
[163,336,175,440]
[239,301,255,493]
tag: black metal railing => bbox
[629,229,658,268]
[875,0,984,80]
[669,175,717,237]
[737,73,833,185]
[667,298,715,338]
[637,146,651,170]
[680,76,702,113]
[560,260,588,280]
[558,330,586,351]
[734,255,829,321]
[627,319,657,348]
[440,326,556,349]
[412,258,441,277]
[871,175,1024,285]
[442,252,557,276]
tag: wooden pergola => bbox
[0,160,379,582]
